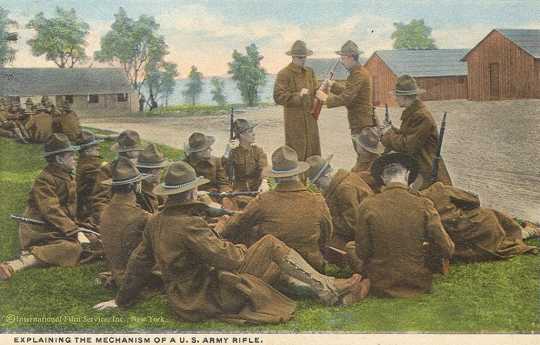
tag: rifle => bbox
[384,103,392,127]
[431,112,448,183]
[311,59,340,120]
[207,191,259,198]
[10,214,101,237]
[224,106,235,184]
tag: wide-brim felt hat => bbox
[306,154,334,184]
[137,143,170,169]
[43,133,80,157]
[335,40,360,56]
[286,40,313,56]
[78,130,104,149]
[390,74,425,96]
[371,152,419,186]
[185,132,215,155]
[102,157,147,186]
[233,118,257,138]
[153,161,210,196]
[110,129,144,152]
[263,145,310,178]
[352,127,385,155]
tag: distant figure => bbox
[138,94,146,112]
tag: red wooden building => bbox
[364,49,469,106]
[461,29,540,101]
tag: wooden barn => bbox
[364,49,469,106]
[461,29,540,101]
[0,68,138,114]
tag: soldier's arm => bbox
[381,115,433,154]
[354,203,372,271]
[186,217,247,271]
[317,196,334,250]
[424,199,455,259]
[336,184,364,236]
[89,164,112,220]
[221,196,263,242]
[33,175,79,234]
[254,146,268,178]
[273,72,303,107]
[330,81,346,95]
[326,73,366,108]
[115,222,156,308]
[215,158,232,192]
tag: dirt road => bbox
[82,99,540,223]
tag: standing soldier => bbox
[75,130,104,229]
[0,134,95,281]
[315,40,375,138]
[274,40,320,161]
[89,130,144,227]
[24,103,53,143]
[381,75,452,190]
[135,143,170,213]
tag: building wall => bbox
[465,31,538,101]
[70,92,138,115]
[364,54,398,106]
[416,76,468,101]
[536,60,540,98]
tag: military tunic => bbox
[326,64,374,134]
[19,163,82,267]
[420,182,536,261]
[222,180,333,272]
[56,110,82,142]
[356,183,454,298]
[136,180,164,214]
[228,144,268,192]
[76,155,104,227]
[381,100,452,190]
[89,161,113,226]
[25,111,53,143]
[184,156,232,193]
[116,200,295,324]
[273,63,320,161]
[100,192,151,286]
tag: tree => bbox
[210,77,227,106]
[94,7,168,96]
[391,19,437,50]
[26,7,89,68]
[0,7,17,65]
[183,66,204,105]
[145,61,179,108]
[228,43,266,106]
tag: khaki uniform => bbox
[327,64,375,134]
[420,182,536,261]
[356,183,454,297]
[89,161,113,226]
[56,111,82,142]
[381,100,452,190]
[25,111,53,143]
[76,155,104,226]
[100,193,151,286]
[273,63,320,161]
[351,163,382,193]
[19,163,82,267]
[184,156,232,193]
[136,180,163,214]
[228,144,268,191]
[222,180,333,272]
[116,200,296,324]
[0,110,15,138]
[324,169,374,243]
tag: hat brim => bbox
[353,137,385,155]
[389,88,426,96]
[79,139,104,149]
[335,51,357,56]
[371,153,418,186]
[286,50,313,56]
[308,154,334,184]
[136,159,170,169]
[43,145,80,157]
[185,136,215,154]
[110,143,144,153]
[153,177,210,196]
[101,173,149,186]
[263,161,310,178]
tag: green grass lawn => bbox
[0,135,539,333]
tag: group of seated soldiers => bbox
[0,79,539,325]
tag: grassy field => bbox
[0,135,539,333]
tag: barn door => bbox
[489,63,500,100]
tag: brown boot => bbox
[0,263,14,281]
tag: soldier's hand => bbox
[213,215,231,234]
[323,80,335,89]
[300,88,309,97]
[316,90,328,102]
[229,139,239,149]
[93,299,118,311]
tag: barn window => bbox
[117,93,128,102]
[88,94,99,103]
[65,95,74,104]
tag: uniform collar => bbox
[186,156,214,167]
[163,199,208,212]
[381,182,410,192]
[46,163,73,180]
[288,62,306,74]
[274,180,307,192]
[349,63,363,73]
[401,99,424,120]
[111,192,138,205]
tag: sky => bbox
[2,0,540,76]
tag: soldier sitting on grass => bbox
[135,143,170,213]
[0,134,99,281]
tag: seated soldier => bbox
[55,102,82,142]
[25,103,53,143]
[100,157,152,287]
[419,182,538,262]
[75,130,104,228]
[89,130,144,227]
[355,152,455,298]
[0,134,97,281]
[93,162,369,322]
[135,143,170,213]
[221,146,332,272]
[307,154,374,249]
[350,126,384,192]
[0,98,27,141]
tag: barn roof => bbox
[370,49,469,77]
[305,58,356,80]
[461,29,540,61]
[0,68,133,96]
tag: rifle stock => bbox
[431,112,448,183]
[310,59,340,120]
